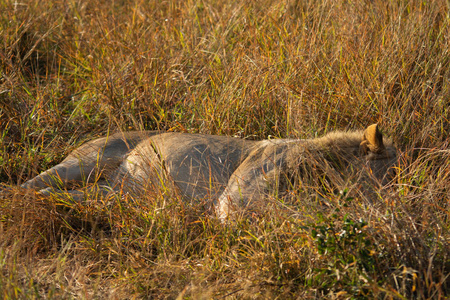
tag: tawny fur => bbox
[20,124,397,220]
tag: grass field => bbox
[1,0,449,298]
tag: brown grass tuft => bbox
[1,0,449,298]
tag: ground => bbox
[0,0,449,298]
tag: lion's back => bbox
[120,132,259,199]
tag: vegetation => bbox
[1,0,449,298]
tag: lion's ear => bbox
[360,124,385,154]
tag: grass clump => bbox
[1,0,449,298]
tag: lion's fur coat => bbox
[20,124,397,220]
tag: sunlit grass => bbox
[1,0,449,298]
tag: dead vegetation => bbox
[1,0,449,298]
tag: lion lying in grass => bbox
[21,124,397,220]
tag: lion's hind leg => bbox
[20,150,110,194]
[37,179,119,203]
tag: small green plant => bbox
[309,191,382,298]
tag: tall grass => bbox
[1,0,449,298]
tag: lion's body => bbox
[21,125,397,220]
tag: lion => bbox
[20,124,397,220]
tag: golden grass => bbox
[1,0,449,298]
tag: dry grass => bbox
[1,0,449,298]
